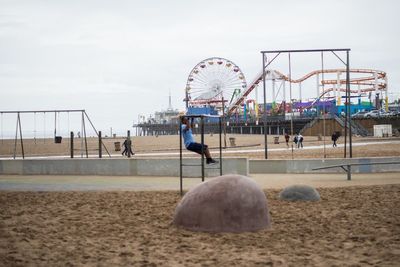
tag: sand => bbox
[1,135,400,159]
[1,134,400,266]
[1,173,400,191]
[1,184,399,266]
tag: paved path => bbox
[1,173,399,191]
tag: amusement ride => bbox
[184,57,247,113]
[184,57,389,120]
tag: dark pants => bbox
[186,142,208,155]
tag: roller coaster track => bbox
[227,68,387,115]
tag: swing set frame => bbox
[0,109,111,159]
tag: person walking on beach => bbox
[284,132,290,148]
[126,138,135,156]
[122,138,135,156]
[122,139,128,156]
[297,133,304,148]
[181,116,218,164]
[293,134,298,148]
[331,132,339,147]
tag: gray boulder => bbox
[279,184,320,201]
[173,174,271,233]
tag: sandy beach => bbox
[1,183,399,266]
[1,134,400,266]
[2,0,400,266]
[2,134,400,159]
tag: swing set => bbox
[0,109,110,159]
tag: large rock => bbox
[173,174,271,233]
[279,184,320,201]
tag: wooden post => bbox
[70,131,74,158]
[127,130,131,158]
[98,131,102,158]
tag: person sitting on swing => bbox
[181,116,218,165]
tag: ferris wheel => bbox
[185,57,247,110]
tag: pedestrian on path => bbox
[331,132,339,147]
[284,132,290,148]
[297,134,304,148]
[122,138,135,156]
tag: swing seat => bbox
[55,136,62,143]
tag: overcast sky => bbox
[0,0,399,136]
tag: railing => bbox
[299,117,319,134]
[332,114,369,137]
[312,161,400,180]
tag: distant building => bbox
[153,93,180,124]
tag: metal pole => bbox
[18,113,24,159]
[288,53,294,159]
[222,97,227,148]
[321,52,326,158]
[34,112,37,144]
[179,117,183,196]
[262,53,268,159]
[54,112,57,139]
[67,112,70,147]
[261,48,350,53]
[201,116,205,182]
[80,112,83,158]
[347,51,352,158]
[70,131,74,158]
[344,87,348,157]
[219,116,222,176]
[82,112,88,158]
[98,131,102,158]
[0,109,85,114]
[13,113,18,159]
